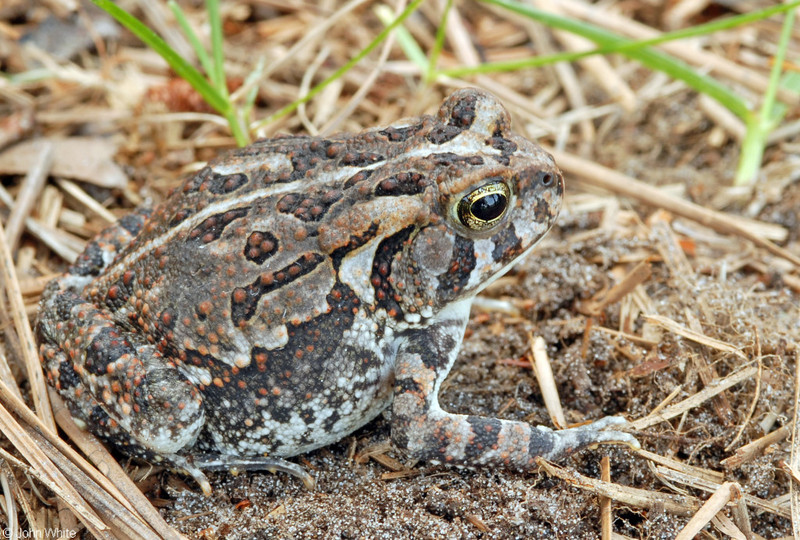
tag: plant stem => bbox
[734,6,796,185]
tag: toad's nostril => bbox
[538,171,554,187]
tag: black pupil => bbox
[471,193,507,222]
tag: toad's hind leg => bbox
[37,209,209,491]
[38,288,210,490]
[390,302,639,469]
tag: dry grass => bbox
[1,0,799,538]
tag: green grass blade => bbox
[168,0,214,79]
[254,0,425,130]
[427,0,453,83]
[242,57,266,125]
[375,4,428,71]
[206,0,227,95]
[91,0,227,113]
[592,1,799,52]
[759,7,795,131]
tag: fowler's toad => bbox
[38,89,636,493]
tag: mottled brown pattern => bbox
[36,89,636,495]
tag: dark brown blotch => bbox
[437,235,476,301]
[245,231,279,264]
[429,153,484,167]
[487,136,517,166]
[341,152,386,167]
[276,190,341,222]
[169,207,195,227]
[118,213,148,237]
[231,252,325,326]
[446,92,478,128]
[330,221,380,270]
[379,123,423,142]
[70,241,107,277]
[188,208,249,243]
[374,172,428,197]
[463,417,502,459]
[181,168,208,194]
[206,172,249,195]
[344,169,374,189]
[288,139,338,180]
[490,224,522,262]
[50,291,85,321]
[426,125,462,145]
[370,226,415,320]
[57,360,81,390]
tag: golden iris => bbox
[457,181,510,231]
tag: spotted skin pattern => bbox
[37,89,637,493]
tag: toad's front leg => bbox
[390,302,639,469]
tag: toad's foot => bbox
[532,416,640,461]
[193,455,316,491]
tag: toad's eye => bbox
[457,181,510,231]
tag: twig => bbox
[0,382,110,538]
[600,456,611,540]
[55,179,117,225]
[550,148,800,267]
[0,468,18,540]
[630,366,757,430]
[529,335,565,428]
[537,458,701,516]
[0,379,179,539]
[793,350,800,536]
[5,140,53,252]
[580,260,652,316]
[724,329,762,451]
[644,315,747,360]
[319,0,401,135]
[0,220,54,429]
[636,448,725,484]
[259,0,370,80]
[674,482,741,540]
[0,185,83,263]
[655,464,789,519]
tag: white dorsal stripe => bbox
[97,130,507,281]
